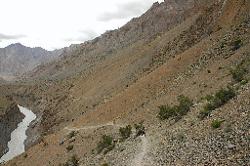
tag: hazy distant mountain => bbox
[0,43,62,79]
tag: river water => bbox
[0,105,36,163]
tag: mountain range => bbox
[0,43,64,80]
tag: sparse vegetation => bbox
[68,131,77,139]
[119,125,132,140]
[24,153,28,158]
[66,145,74,151]
[62,155,79,166]
[231,65,248,82]
[211,119,224,129]
[231,39,242,51]
[158,95,193,120]
[134,122,145,137]
[101,163,109,166]
[97,135,115,154]
[199,88,236,119]
[230,58,249,82]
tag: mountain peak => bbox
[5,43,25,49]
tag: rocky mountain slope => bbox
[1,0,250,165]
[0,43,63,79]
[28,0,202,79]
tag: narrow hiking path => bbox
[64,122,120,131]
[65,122,151,166]
[131,135,150,166]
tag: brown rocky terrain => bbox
[0,0,250,165]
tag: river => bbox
[0,105,36,163]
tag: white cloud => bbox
[97,0,156,21]
[0,33,26,40]
[0,0,164,50]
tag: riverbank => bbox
[0,106,36,163]
[0,98,24,158]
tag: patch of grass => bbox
[158,105,177,120]
[119,125,132,140]
[97,135,115,154]
[211,119,224,129]
[158,95,193,120]
[199,88,236,119]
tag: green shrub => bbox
[134,122,145,137]
[158,95,193,120]
[211,119,224,129]
[240,79,248,85]
[97,135,115,154]
[158,105,177,120]
[199,88,236,119]
[119,125,132,140]
[215,88,235,104]
[177,95,193,116]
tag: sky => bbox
[0,0,164,50]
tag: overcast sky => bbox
[0,0,164,50]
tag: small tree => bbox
[199,88,236,119]
[158,95,193,120]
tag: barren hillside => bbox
[1,0,250,165]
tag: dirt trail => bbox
[65,123,151,166]
[64,122,124,131]
[131,135,150,166]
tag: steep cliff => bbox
[0,97,24,158]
